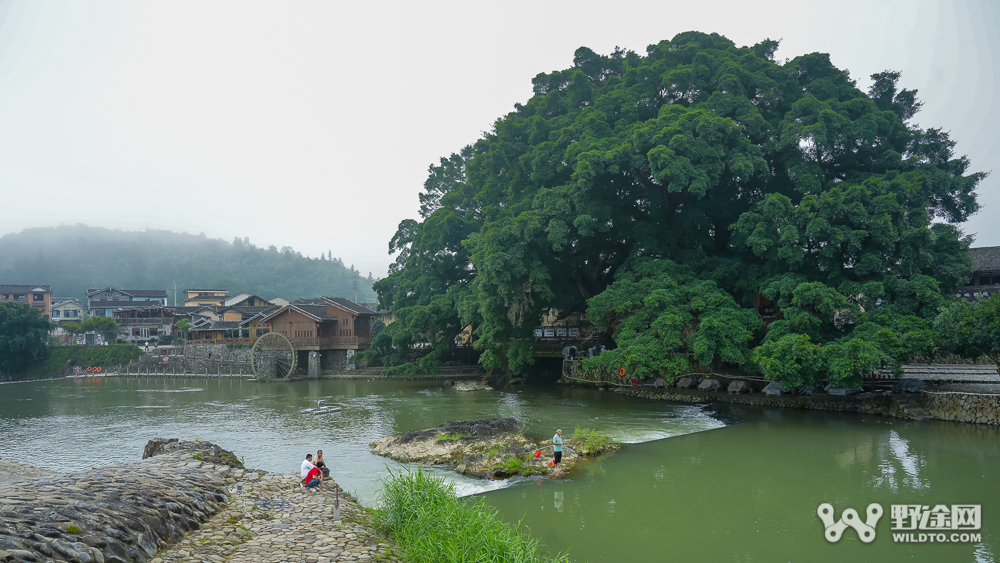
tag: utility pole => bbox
[352,271,360,303]
[173,281,178,307]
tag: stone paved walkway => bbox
[152,471,402,563]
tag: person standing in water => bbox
[552,428,563,468]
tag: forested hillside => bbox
[0,225,376,304]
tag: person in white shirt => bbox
[300,453,315,480]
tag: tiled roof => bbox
[0,284,51,293]
[190,320,245,331]
[86,287,167,298]
[296,304,339,321]
[89,301,167,310]
[52,297,80,305]
[360,302,390,314]
[971,246,1000,272]
[292,297,325,305]
[167,306,209,313]
[324,296,375,315]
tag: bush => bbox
[375,467,568,563]
[16,344,144,378]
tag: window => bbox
[14,294,23,300]
[52,310,60,317]
[33,294,43,301]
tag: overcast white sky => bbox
[0,0,996,277]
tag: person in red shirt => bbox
[304,465,322,490]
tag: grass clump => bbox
[571,426,618,455]
[375,467,568,563]
[64,524,81,534]
[435,433,462,443]
[498,455,526,473]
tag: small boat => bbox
[298,399,342,415]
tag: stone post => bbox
[308,351,321,379]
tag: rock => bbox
[727,380,750,394]
[676,377,697,389]
[142,438,178,459]
[893,378,925,393]
[0,537,23,551]
[825,384,863,396]
[50,538,83,561]
[763,381,787,396]
[141,439,243,468]
[8,550,37,562]
[453,381,493,392]
[698,379,720,391]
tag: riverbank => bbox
[581,383,1000,426]
[0,440,401,563]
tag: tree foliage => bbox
[584,259,761,380]
[374,32,982,387]
[0,302,54,376]
[81,316,121,343]
[935,296,1000,375]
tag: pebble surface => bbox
[152,472,402,563]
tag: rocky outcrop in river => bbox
[369,418,619,479]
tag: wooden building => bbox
[259,296,375,351]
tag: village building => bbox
[269,295,291,307]
[183,289,228,306]
[0,284,52,318]
[258,296,376,369]
[361,302,396,325]
[222,291,271,307]
[50,297,85,325]
[87,287,171,341]
[958,246,1000,300]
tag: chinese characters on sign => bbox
[819,503,982,544]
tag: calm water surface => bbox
[1,377,996,562]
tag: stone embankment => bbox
[601,384,1000,426]
[0,441,400,563]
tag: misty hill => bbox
[0,225,376,306]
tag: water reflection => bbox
[483,408,1000,563]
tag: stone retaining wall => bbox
[605,385,999,426]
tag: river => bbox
[1,377,996,562]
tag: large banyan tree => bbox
[368,32,983,388]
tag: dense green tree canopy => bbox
[373,32,982,387]
[0,302,53,376]
[935,296,1000,375]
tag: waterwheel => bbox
[251,332,296,380]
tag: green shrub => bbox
[375,467,568,563]
[383,363,420,377]
[498,455,526,473]
[19,344,143,378]
[571,426,618,455]
[435,433,462,443]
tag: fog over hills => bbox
[0,225,376,305]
